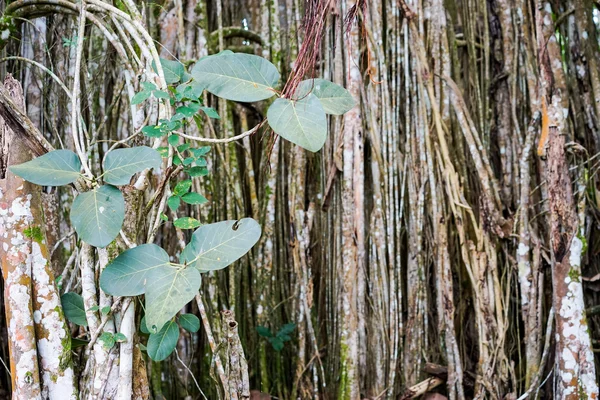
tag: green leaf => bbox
[114,332,127,343]
[70,185,125,248]
[191,53,279,102]
[9,150,81,186]
[200,107,220,119]
[178,314,200,333]
[191,146,211,157]
[167,195,181,212]
[177,143,190,152]
[140,316,150,334]
[168,134,180,147]
[268,94,327,152]
[141,82,157,91]
[71,338,89,349]
[160,213,169,221]
[256,326,273,337]
[100,244,170,296]
[145,265,201,333]
[101,306,111,315]
[61,292,88,327]
[188,166,208,177]
[173,217,202,229]
[152,58,188,85]
[153,90,170,100]
[99,332,116,349]
[179,218,261,272]
[181,192,207,205]
[295,79,355,115]
[175,102,201,118]
[173,179,192,196]
[147,320,179,361]
[278,323,296,335]
[103,146,162,185]
[142,125,165,138]
[131,90,152,105]
[157,147,169,157]
[270,337,284,351]
[182,157,195,166]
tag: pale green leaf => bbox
[9,150,81,186]
[179,314,200,333]
[103,146,162,185]
[145,265,201,333]
[267,94,327,152]
[191,53,279,102]
[147,320,179,361]
[152,57,187,84]
[99,244,170,296]
[70,185,125,248]
[61,292,88,327]
[295,79,355,115]
[173,217,201,229]
[181,192,207,205]
[180,218,261,272]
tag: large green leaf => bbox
[61,292,88,327]
[9,149,81,186]
[179,314,200,333]
[99,244,170,296]
[191,53,279,102]
[144,265,201,333]
[267,94,327,152]
[70,185,125,248]
[179,218,261,272]
[295,79,355,115]
[147,320,179,361]
[102,146,162,185]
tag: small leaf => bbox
[167,195,181,212]
[145,265,201,333]
[147,321,179,361]
[191,146,211,157]
[200,107,220,119]
[142,125,165,138]
[153,90,170,100]
[267,94,327,152]
[191,53,280,102]
[71,338,89,348]
[61,292,88,327]
[270,337,284,351]
[114,333,127,343]
[100,332,116,349]
[131,90,152,105]
[141,82,157,91]
[278,323,296,335]
[173,179,192,196]
[70,185,125,248]
[179,218,261,272]
[178,314,200,333]
[183,157,195,166]
[175,102,201,118]
[295,79,355,115]
[160,213,169,221]
[173,217,202,229]
[101,306,111,315]
[177,144,190,152]
[168,134,180,147]
[103,146,162,185]
[157,147,169,157]
[256,326,273,337]
[188,166,208,177]
[181,192,207,205]
[100,244,170,296]
[9,150,81,186]
[152,58,187,84]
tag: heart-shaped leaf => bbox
[179,218,261,272]
[103,146,162,185]
[70,185,125,248]
[191,53,279,102]
[267,94,327,152]
[179,314,200,333]
[145,265,201,333]
[9,149,81,186]
[61,292,88,326]
[295,79,355,115]
[147,320,180,361]
[99,244,171,296]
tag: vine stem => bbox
[175,120,265,143]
